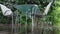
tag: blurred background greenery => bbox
[0,0,60,34]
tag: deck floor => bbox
[0,31,9,34]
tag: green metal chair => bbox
[13,1,54,33]
[13,4,41,34]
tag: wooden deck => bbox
[0,31,9,34]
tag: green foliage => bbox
[45,0,60,34]
[0,0,60,34]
